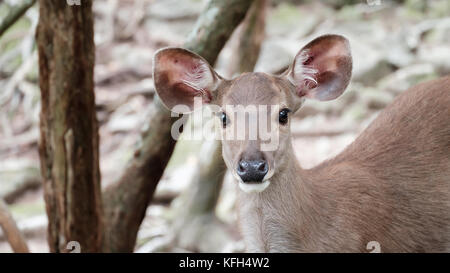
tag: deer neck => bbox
[236,141,320,252]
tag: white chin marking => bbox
[239,180,270,193]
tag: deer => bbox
[153,34,450,252]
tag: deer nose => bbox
[237,159,268,183]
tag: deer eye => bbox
[221,112,229,128]
[279,108,290,125]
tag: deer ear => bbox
[153,47,223,113]
[286,35,352,101]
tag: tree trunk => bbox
[101,0,254,253]
[36,0,102,253]
[102,97,177,252]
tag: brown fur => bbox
[235,76,450,252]
[153,35,450,253]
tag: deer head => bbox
[153,34,352,193]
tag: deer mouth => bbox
[232,164,274,193]
[238,180,271,193]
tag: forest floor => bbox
[0,0,449,252]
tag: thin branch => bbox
[236,0,266,73]
[0,0,37,38]
[0,199,29,253]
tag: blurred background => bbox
[0,0,449,252]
